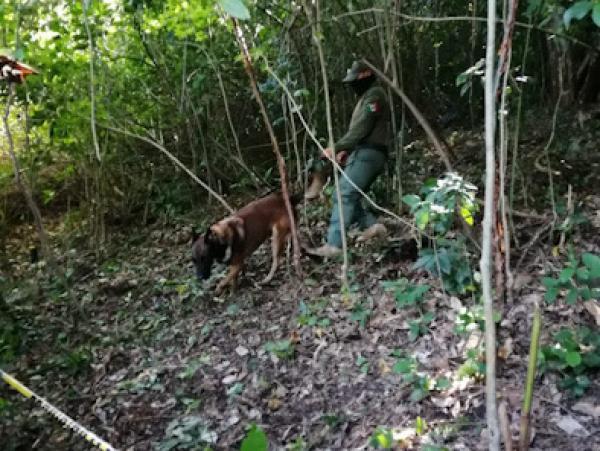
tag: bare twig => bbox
[2,84,50,259]
[100,123,234,214]
[331,9,599,53]
[497,0,519,303]
[82,0,101,162]
[304,0,349,286]
[232,19,302,276]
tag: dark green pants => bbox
[327,147,386,247]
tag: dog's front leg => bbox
[215,263,242,295]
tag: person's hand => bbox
[321,147,334,160]
[336,150,348,165]
[322,147,348,165]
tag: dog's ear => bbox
[228,217,245,242]
[191,227,200,243]
[205,228,216,243]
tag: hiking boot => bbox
[306,244,342,257]
[305,171,327,200]
[356,223,388,242]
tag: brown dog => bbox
[192,192,301,294]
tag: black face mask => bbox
[349,75,376,96]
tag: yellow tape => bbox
[1,370,33,398]
[0,369,117,451]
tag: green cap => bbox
[342,60,370,83]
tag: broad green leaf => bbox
[422,311,435,323]
[565,351,582,367]
[460,206,474,225]
[544,286,559,303]
[293,88,309,98]
[240,424,268,451]
[402,194,421,208]
[542,277,559,288]
[576,267,590,281]
[410,387,428,402]
[409,321,421,341]
[416,209,430,230]
[370,427,393,449]
[593,4,600,27]
[582,253,600,277]
[459,80,471,97]
[415,416,427,435]
[564,1,593,28]
[579,286,592,301]
[566,287,579,305]
[559,267,575,282]
[218,0,250,20]
[435,377,451,390]
[392,358,415,374]
[455,72,468,86]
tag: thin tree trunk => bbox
[482,0,501,449]
[2,84,50,259]
[232,19,302,276]
[83,0,101,163]
[304,0,349,286]
[497,0,519,305]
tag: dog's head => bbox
[191,217,245,280]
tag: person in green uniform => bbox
[307,60,389,257]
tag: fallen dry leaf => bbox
[572,401,600,418]
[583,300,600,326]
[497,337,513,360]
[553,415,590,437]
[267,397,282,411]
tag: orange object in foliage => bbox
[0,53,38,84]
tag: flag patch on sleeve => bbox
[366,101,380,113]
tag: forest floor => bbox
[2,135,600,450]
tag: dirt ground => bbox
[1,200,599,451]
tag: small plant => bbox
[457,348,485,381]
[51,346,92,376]
[391,354,444,402]
[382,279,434,340]
[227,382,244,397]
[403,172,478,235]
[263,339,295,359]
[369,426,394,449]
[177,356,210,380]
[297,299,330,328]
[240,424,268,451]
[408,312,435,342]
[350,301,371,328]
[413,238,475,294]
[563,1,600,29]
[542,251,600,304]
[286,436,307,451]
[381,278,430,309]
[540,327,600,396]
[156,415,217,451]
[356,355,370,374]
[321,413,345,429]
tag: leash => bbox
[0,368,118,451]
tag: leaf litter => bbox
[1,191,600,450]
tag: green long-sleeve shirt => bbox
[334,85,389,152]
